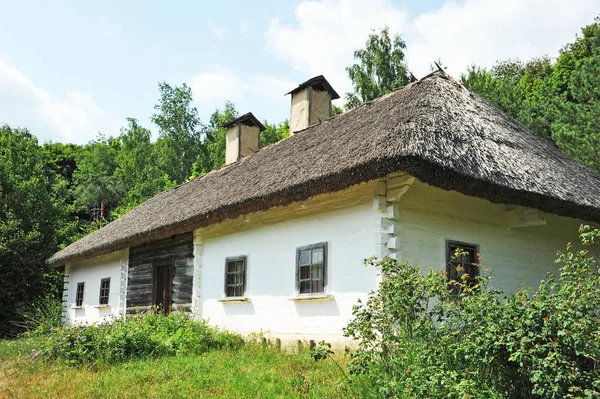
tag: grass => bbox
[0,337,350,399]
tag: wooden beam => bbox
[386,173,415,202]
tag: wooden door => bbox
[153,263,173,314]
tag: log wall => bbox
[126,233,194,313]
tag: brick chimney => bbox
[222,112,265,165]
[286,75,339,135]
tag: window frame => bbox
[75,282,85,307]
[99,277,111,305]
[224,256,248,298]
[445,240,480,296]
[295,242,328,297]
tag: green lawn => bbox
[0,338,351,399]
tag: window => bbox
[446,241,479,296]
[225,256,247,298]
[296,242,327,295]
[75,282,85,307]
[99,278,110,305]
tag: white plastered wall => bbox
[309,89,330,125]
[194,176,587,346]
[225,126,239,165]
[289,87,309,134]
[196,183,380,347]
[239,125,260,158]
[395,180,584,294]
[65,249,128,325]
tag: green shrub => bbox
[344,226,600,398]
[16,293,63,336]
[36,312,244,366]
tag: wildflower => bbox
[29,349,39,358]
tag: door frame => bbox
[152,260,174,314]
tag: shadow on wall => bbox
[293,299,340,317]
[222,302,256,316]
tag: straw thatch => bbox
[47,71,600,266]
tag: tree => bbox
[331,104,344,117]
[345,26,410,109]
[152,82,204,184]
[42,142,81,188]
[551,19,600,171]
[113,118,166,216]
[73,134,122,227]
[193,101,238,176]
[0,126,66,336]
[260,120,289,148]
[462,16,600,171]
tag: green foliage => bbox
[152,82,204,185]
[345,26,410,109]
[15,269,64,336]
[73,134,123,225]
[261,120,290,148]
[331,104,344,117]
[192,101,238,177]
[37,312,244,366]
[112,118,166,217]
[1,337,347,399]
[463,16,600,172]
[344,227,600,398]
[551,21,600,170]
[0,126,68,336]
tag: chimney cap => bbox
[286,75,340,100]
[222,112,266,131]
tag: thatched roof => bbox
[48,71,600,267]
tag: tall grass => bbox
[36,312,244,366]
[0,336,350,399]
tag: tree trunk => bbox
[99,201,104,228]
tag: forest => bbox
[0,16,598,336]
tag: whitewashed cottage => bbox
[48,72,600,347]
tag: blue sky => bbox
[0,0,596,143]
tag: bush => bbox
[344,226,600,398]
[13,270,64,336]
[36,312,244,366]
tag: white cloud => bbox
[266,0,598,97]
[189,67,295,110]
[247,74,296,101]
[0,58,116,143]
[210,22,226,40]
[408,0,599,77]
[190,67,246,105]
[267,0,409,96]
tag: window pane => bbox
[310,279,323,293]
[312,264,322,279]
[312,248,323,264]
[300,280,311,294]
[299,250,311,266]
[226,285,235,297]
[300,265,310,279]
[225,258,246,297]
[227,261,236,273]
[99,279,110,305]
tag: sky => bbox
[0,0,597,144]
